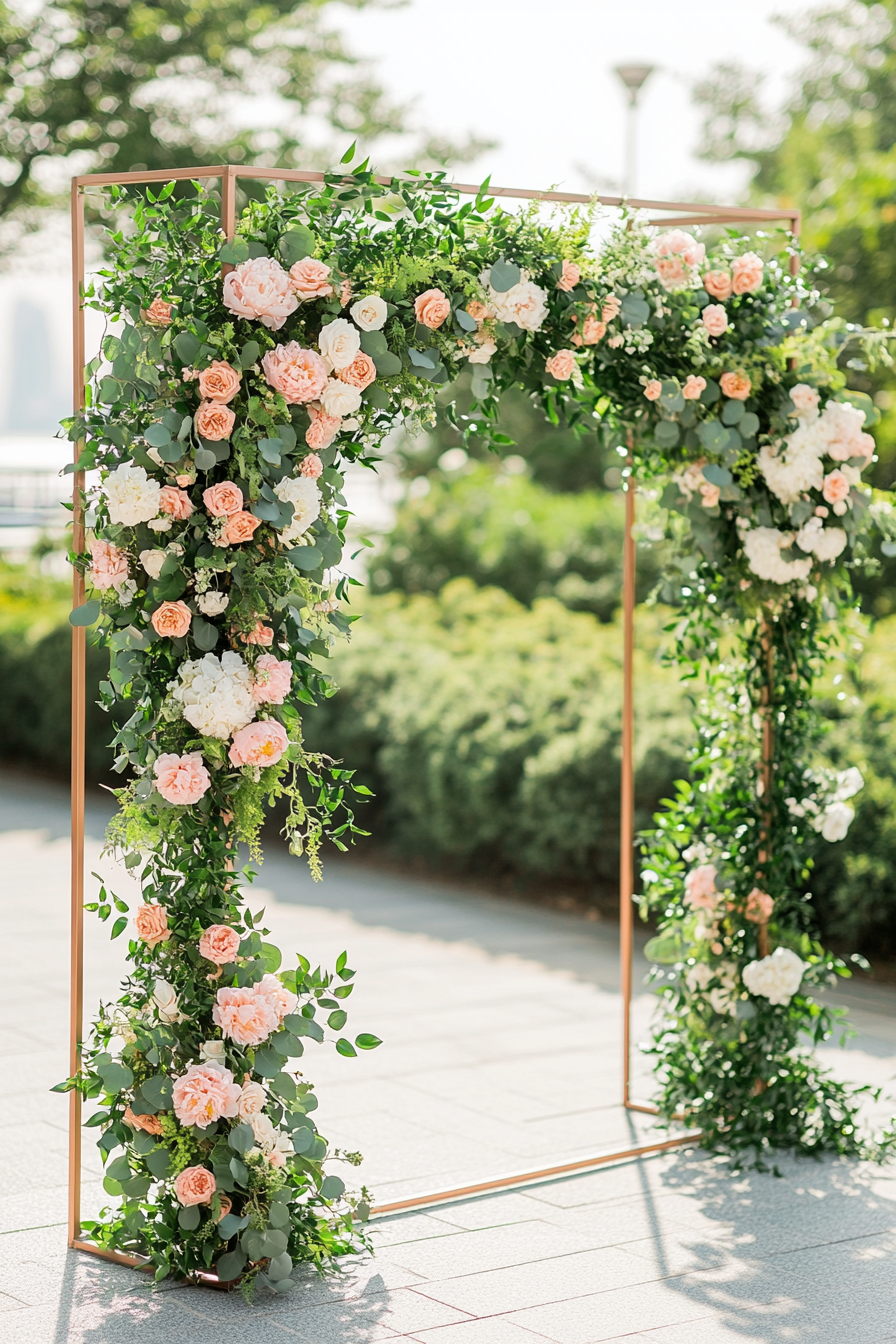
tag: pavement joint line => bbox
[0,1221,67,1236]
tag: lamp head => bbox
[614,63,655,105]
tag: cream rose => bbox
[318,317,361,371]
[321,378,362,418]
[223,256,298,330]
[350,294,388,331]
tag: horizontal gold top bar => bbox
[71,165,800,228]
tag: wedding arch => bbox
[60,159,891,1291]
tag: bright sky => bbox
[335,0,811,202]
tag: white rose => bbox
[196,590,230,616]
[468,339,496,365]
[318,317,360,371]
[742,947,806,1007]
[835,767,864,801]
[149,517,173,532]
[350,294,388,331]
[140,549,167,580]
[103,463,161,526]
[199,1040,226,1065]
[116,579,138,606]
[790,383,821,419]
[491,278,548,332]
[321,377,363,417]
[274,475,322,546]
[237,1081,267,1119]
[152,979,187,1024]
[819,801,855,842]
[249,1111,277,1149]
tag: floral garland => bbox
[59,165,893,1290]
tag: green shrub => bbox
[370,463,660,622]
[304,580,692,887]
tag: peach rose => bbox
[89,540,129,591]
[823,470,851,505]
[602,295,621,322]
[153,752,211,806]
[195,401,235,441]
[199,924,242,966]
[655,255,689,288]
[229,719,289,768]
[158,486,194,520]
[289,257,333,300]
[123,1105,164,1135]
[414,288,451,330]
[142,297,173,326]
[700,481,720,509]
[174,1166,218,1207]
[720,371,751,400]
[203,481,243,517]
[251,653,292,704]
[151,600,192,639]
[262,342,328,405]
[222,256,298,330]
[701,304,729,337]
[305,411,341,450]
[684,865,718,911]
[582,317,606,345]
[466,300,490,323]
[338,351,377,391]
[703,270,732,301]
[241,619,275,646]
[683,375,707,401]
[299,453,323,479]
[258,972,297,1024]
[213,985,280,1046]
[745,888,774,923]
[176,473,195,488]
[221,511,263,545]
[197,361,241,404]
[732,252,764,295]
[340,277,352,307]
[545,350,577,381]
[172,1063,241,1130]
[644,380,662,401]
[556,260,581,291]
[237,1081,267,1119]
[134,903,171,950]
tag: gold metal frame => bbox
[68,167,800,1255]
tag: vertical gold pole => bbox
[68,180,87,1248]
[222,166,237,240]
[620,442,636,1107]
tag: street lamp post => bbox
[614,63,655,197]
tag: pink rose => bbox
[731,252,764,295]
[414,288,451,330]
[744,888,774,923]
[338,351,377,391]
[151,600,192,639]
[258,972,298,1024]
[142,297,173,326]
[89,539,129,591]
[176,473,195,488]
[305,411,341,450]
[720,371,751,400]
[262,342,329,405]
[683,375,707,401]
[289,257,334,300]
[240,619,274,646]
[790,384,820,417]
[195,402,235,441]
[213,985,280,1046]
[602,295,621,322]
[153,752,211,806]
[251,653,292,705]
[823,470,850,505]
[644,380,662,401]
[655,255,689,288]
[228,719,289,768]
[299,453,323,479]
[701,304,729,337]
[340,277,352,307]
[173,1064,241,1129]
[197,361,241,404]
[174,1166,218,1207]
[199,924,242,966]
[203,481,244,517]
[545,350,577,381]
[582,317,606,345]
[223,256,298,331]
[221,511,263,545]
[134,903,171,949]
[684,865,718,911]
[158,486,194,520]
[556,261,581,291]
[703,270,732,301]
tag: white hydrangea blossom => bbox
[742,947,806,1007]
[795,517,848,562]
[685,961,739,1016]
[103,462,161,526]
[171,652,256,738]
[275,475,322,546]
[816,801,855,841]
[742,526,813,584]
[758,426,824,504]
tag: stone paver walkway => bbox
[2,771,896,1342]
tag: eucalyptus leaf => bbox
[178,1204,201,1230]
[490,258,520,292]
[194,447,217,471]
[320,1175,345,1200]
[216,1248,247,1281]
[174,331,201,362]
[144,422,173,447]
[70,601,101,628]
[191,617,219,652]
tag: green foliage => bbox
[370,461,660,621]
[304,580,692,886]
